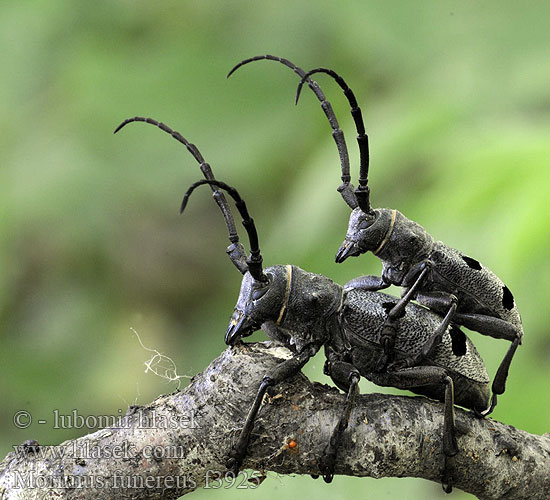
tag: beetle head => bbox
[226,265,289,345]
[336,208,395,262]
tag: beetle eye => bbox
[252,286,269,301]
[358,219,372,230]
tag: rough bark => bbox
[0,342,549,500]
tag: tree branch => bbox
[1,342,549,500]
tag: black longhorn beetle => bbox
[227,55,523,416]
[115,117,491,492]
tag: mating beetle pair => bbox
[115,55,522,492]
[227,55,523,416]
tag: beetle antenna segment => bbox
[297,68,372,213]
[114,116,240,244]
[114,116,205,163]
[227,55,358,209]
[181,179,266,282]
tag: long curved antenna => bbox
[297,68,372,213]
[114,117,242,245]
[181,179,267,283]
[227,55,358,209]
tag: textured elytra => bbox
[428,242,522,330]
[343,289,490,385]
[368,210,522,333]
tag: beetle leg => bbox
[422,300,458,359]
[375,263,431,371]
[450,312,522,416]
[343,274,390,292]
[321,360,361,482]
[415,291,466,356]
[368,366,458,492]
[476,336,520,416]
[453,312,521,342]
[226,344,320,474]
[388,299,458,370]
[417,292,522,413]
[386,264,430,320]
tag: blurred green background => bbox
[1,1,549,499]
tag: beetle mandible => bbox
[227,55,523,416]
